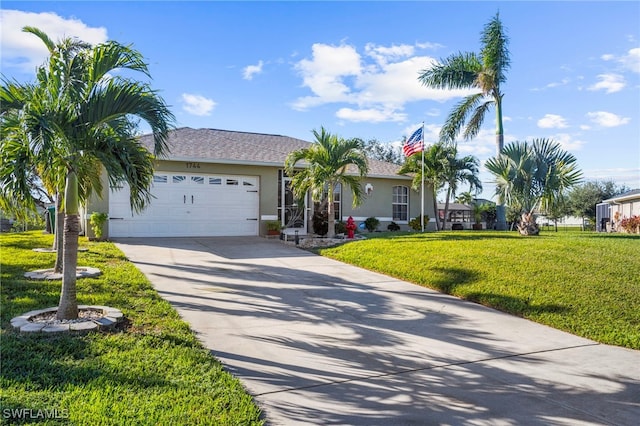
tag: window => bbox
[172,175,186,184]
[333,183,341,221]
[209,177,222,185]
[392,186,409,221]
[153,175,168,183]
[226,179,239,186]
[191,176,204,184]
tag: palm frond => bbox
[481,13,511,85]
[418,52,482,90]
[440,93,484,143]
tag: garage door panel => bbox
[108,173,259,237]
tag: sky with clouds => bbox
[1,1,638,201]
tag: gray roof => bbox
[139,127,408,179]
[602,188,640,203]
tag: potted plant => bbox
[472,204,484,230]
[265,220,282,236]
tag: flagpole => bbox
[420,122,425,232]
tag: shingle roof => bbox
[138,127,409,179]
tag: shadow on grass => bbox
[424,267,569,317]
[464,292,569,317]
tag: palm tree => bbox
[0,27,174,319]
[440,149,482,230]
[485,138,582,235]
[284,127,369,238]
[398,143,450,231]
[418,12,510,229]
[455,191,474,205]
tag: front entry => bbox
[280,177,307,234]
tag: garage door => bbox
[108,173,259,237]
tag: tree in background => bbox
[362,138,403,165]
[485,138,582,235]
[0,27,174,319]
[567,180,630,227]
[285,127,369,238]
[418,12,510,230]
[455,191,474,205]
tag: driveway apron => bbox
[114,237,640,425]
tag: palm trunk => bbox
[495,95,507,231]
[432,184,440,231]
[517,212,539,236]
[441,188,452,230]
[54,195,64,273]
[327,184,335,238]
[57,171,79,320]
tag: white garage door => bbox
[108,173,259,237]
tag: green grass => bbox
[1,231,263,425]
[318,231,640,350]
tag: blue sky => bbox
[2,1,639,201]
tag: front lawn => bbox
[317,231,640,350]
[0,231,263,425]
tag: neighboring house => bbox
[83,128,433,238]
[437,203,473,230]
[596,189,640,232]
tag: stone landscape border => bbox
[11,305,123,334]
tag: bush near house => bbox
[620,215,640,234]
[364,217,379,232]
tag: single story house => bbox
[596,189,640,232]
[83,127,434,238]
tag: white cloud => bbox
[620,47,640,73]
[336,108,407,123]
[601,54,615,61]
[181,93,216,116]
[291,42,475,121]
[586,111,630,127]
[549,133,585,151]
[0,10,108,72]
[243,60,264,80]
[537,114,569,129]
[588,74,625,93]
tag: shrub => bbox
[89,211,108,239]
[335,220,347,235]
[408,215,429,231]
[387,221,401,231]
[620,215,640,233]
[312,210,328,236]
[364,217,379,232]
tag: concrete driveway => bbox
[114,237,639,425]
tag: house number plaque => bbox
[186,162,201,169]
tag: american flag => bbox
[402,126,424,157]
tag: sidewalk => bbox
[115,237,640,425]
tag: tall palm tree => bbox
[285,127,369,238]
[485,138,582,235]
[0,27,174,319]
[398,143,450,231]
[418,12,510,229]
[440,149,482,230]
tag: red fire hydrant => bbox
[346,216,356,239]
